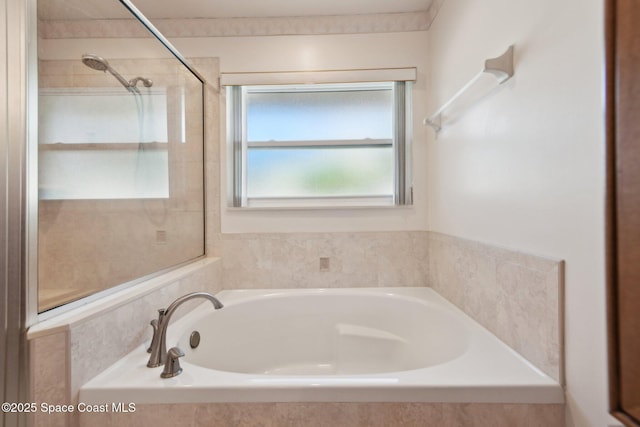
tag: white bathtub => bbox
[80,287,563,404]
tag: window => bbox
[227,81,412,208]
[38,87,175,200]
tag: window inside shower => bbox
[38,87,174,200]
[35,0,206,313]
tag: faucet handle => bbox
[147,308,166,353]
[161,347,185,378]
[148,293,222,369]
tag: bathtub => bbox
[80,287,563,404]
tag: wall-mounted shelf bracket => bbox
[424,45,515,132]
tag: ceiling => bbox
[39,0,434,20]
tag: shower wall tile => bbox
[37,57,218,308]
[217,231,430,289]
[77,402,564,427]
[38,201,205,300]
[427,232,563,383]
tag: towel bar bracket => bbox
[424,45,515,133]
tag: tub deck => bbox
[80,287,563,405]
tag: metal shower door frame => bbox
[1,0,35,426]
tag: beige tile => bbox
[67,259,221,400]
[220,231,430,290]
[195,403,277,427]
[272,403,361,427]
[426,232,562,382]
[357,403,444,427]
[494,260,560,381]
[79,404,197,427]
[441,403,530,427]
[31,332,70,427]
[77,403,564,427]
[526,404,565,427]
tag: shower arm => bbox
[104,67,133,89]
[129,77,153,88]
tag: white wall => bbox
[426,0,609,426]
[174,33,430,233]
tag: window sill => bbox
[226,205,414,212]
[222,200,418,234]
[227,194,415,210]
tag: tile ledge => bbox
[27,257,221,340]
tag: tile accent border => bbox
[38,11,432,39]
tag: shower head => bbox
[81,54,110,72]
[81,53,153,91]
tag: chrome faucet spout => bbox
[147,292,223,368]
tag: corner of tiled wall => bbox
[426,231,563,383]
[28,257,222,427]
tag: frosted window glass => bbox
[38,88,173,200]
[246,147,393,198]
[38,88,168,144]
[39,148,169,200]
[246,88,393,142]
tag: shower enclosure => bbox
[35,0,206,312]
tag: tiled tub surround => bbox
[28,232,564,427]
[77,287,563,426]
[427,232,564,383]
[215,231,562,381]
[28,257,222,427]
[215,231,430,289]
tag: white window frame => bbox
[226,80,413,208]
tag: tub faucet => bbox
[147,292,223,368]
